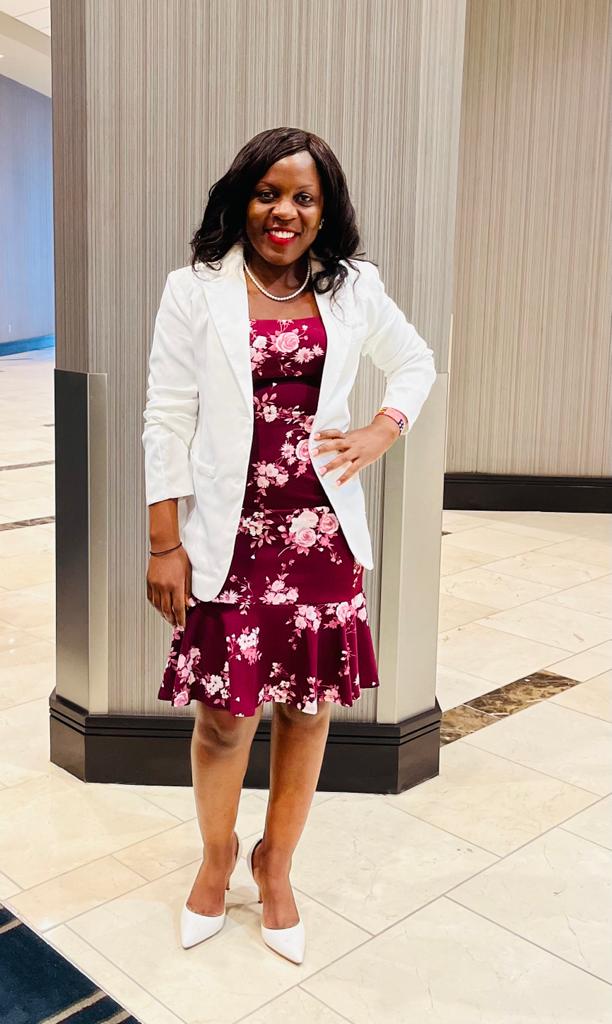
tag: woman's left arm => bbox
[312,262,437,485]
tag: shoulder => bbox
[165,264,201,289]
[341,257,383,297]
[338,259,385,321]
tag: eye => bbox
[255,190,315,203]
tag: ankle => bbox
[259,840,292,877]
[203,834,237,871]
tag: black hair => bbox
[190,127,368,304]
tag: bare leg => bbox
[251,699,332,928]
[187,700,263,914]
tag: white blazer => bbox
[142,241,436,600]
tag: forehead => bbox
[256,151,320,188]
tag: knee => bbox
[192,706,248,753]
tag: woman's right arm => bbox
[146,498,192,628]
[142,270,199,628]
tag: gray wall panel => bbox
[452,0,612,476]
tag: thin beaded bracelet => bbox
[149,542,183,557]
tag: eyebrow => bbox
[257,180,318,190]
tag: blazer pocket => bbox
[190,450,217,479]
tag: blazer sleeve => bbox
[359,262,437,433]
[141,269,199,505]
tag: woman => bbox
[142,127,436,964]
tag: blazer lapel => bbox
[201,242,357,420]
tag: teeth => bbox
[268,230,296,238]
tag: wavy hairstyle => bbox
[190,127,368,304]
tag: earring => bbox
[318,218,324,230]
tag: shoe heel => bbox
[246,834,264,902]
[226,833,242,890]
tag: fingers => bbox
[173,591,186,629]
[160,589,175,626]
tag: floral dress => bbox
[158,316,380,716]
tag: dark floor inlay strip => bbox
[0,460,55,472]
[440,669,583,745]
[0,516,55,532]
[0,901,142,1023]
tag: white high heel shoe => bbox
[246,834,305,965]
[180,831,242,949]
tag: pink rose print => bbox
[295,526,317,548]
[291,509,319,530]
[319,512,338,534]
[295,438,311,462]
[261,575,300,605]
[275,330,300,353]
[334,601,352,624]
[159,317,381,717]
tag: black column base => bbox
[49,688,441,794]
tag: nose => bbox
[272,197,298,219]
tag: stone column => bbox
[49,0,462,788]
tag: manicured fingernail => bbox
[314,432,320,438]
[312,447,319,455]
[320,466,326,474]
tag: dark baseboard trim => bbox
[48,688,441,795]
[444,473,612,513]
[0,334,54,357]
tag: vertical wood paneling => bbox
[51,0,451,719]
[452,0,612,476]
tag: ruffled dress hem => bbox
[158,595,380,717]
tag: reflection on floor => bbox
[0,348,610,1023]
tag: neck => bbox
[244,245,310,291]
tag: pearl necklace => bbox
[243,256,311,301]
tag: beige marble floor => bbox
[0,348,611,1023]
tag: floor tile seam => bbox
[65,904,363,1022]
[467,609,608,650]
[2,855,168,921]
[0,516,56,532]
[442,566,612,615]
[447,522,608,548]
[545,697,612,725]
[444,894,612,987]
[557,825,612,852]
[461,729,611,795]
[0,814,191,898]
[441,676,606,738]
[0,461,55,472]
[0,919,145,1024]
[289,889,449,990]
[316,791,606,936]
[434,794,611,897]
[438,663,589,720]
[446,540,612,581]
[54,922,189,1024]
[232,983,356,1024]
[289,884,612,995]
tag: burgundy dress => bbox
[158,315,380,717]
